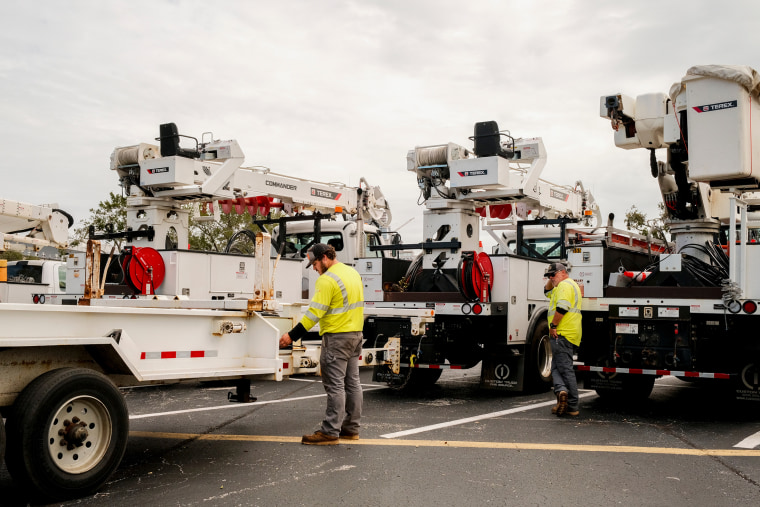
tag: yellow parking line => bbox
[129,431,760,457]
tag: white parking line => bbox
[129,387,387,420]
[381,391,597,439]
[734,429,760,449]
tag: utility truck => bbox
[0,198,71,303]
[0,124,400,500]
[572,65,760,401]
[0,259,66,303]
[358,121,606,392]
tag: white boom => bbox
[0,198,71,251]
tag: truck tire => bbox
[4,368,129,501]
[524,320,553,392]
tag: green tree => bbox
[0,250,24,261]
[74,193,275,252]
[189,209,265,252]
[624,203,669,240]
[71,192,127,247]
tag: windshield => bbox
[280,232,344,257]
[507,238,563,259]
[279,231,385,258]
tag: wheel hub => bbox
[58,417,89,450]
[47,395,113,474]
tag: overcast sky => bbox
[2,1,759,245]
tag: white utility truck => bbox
[0,198,71,303]
[571,65,760,401]
[355,121,607,392]
[0,124,399,501]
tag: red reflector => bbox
[32,295,40,304]
[743,301,757,314]
[472,304,483,315]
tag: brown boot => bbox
[551,392,560,414]
[339,430,359,440]
[301,431,339,445]
[556,391,568,416]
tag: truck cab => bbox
[0,259,66,303]
[272,219,396,300]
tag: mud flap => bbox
[480,351,524,391]
[735,363,760,402]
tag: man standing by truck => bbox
[544,262,582,417]
[279,243,365,445]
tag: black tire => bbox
[4,368,129,501]
[524,320,553,392]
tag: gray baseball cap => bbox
[543,262,567,278]
[305,243,331,267]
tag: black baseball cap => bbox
[543,262,567,278]
[305,243,331,267]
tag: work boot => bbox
[556,391,568,416]
[301,431,339,445]
[565,409,580,417]
[339,430,359,440]
[551,392,560,414]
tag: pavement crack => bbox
[657,423,760,490]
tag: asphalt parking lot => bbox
[2,368,760,506]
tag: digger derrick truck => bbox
[0,124,399,501]
[363,121,601,392]
[574,65,760,402]
[0,199,72,303]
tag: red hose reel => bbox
[459,251,494,302]
[122,246,165,295]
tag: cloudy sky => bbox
[2,1,758,245]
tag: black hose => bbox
[224,229,258,254]
[52,208,75,228]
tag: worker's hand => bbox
[279,333,292,349]
[550,327,559,339]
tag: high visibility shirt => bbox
[546,278,582,346]
[299,262,364,335]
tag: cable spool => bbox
[110,143,159,168]
[122,246,165,295]
[458,251,494,302]
[416,146,449,167]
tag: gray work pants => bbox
[550,335,579,411]
[319,331,363,437]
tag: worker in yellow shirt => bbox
[544,262,582,417]
[279,243,364,445]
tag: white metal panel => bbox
[685,76,760,183]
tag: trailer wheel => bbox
[4,368,128,501]
[524,320,553,392]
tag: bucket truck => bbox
[574,65,760,401]
[0,199,71,303]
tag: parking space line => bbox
[380,391,597,438]
[734,429,760,449]
[129,387,387,420]
[128,431,760,457]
